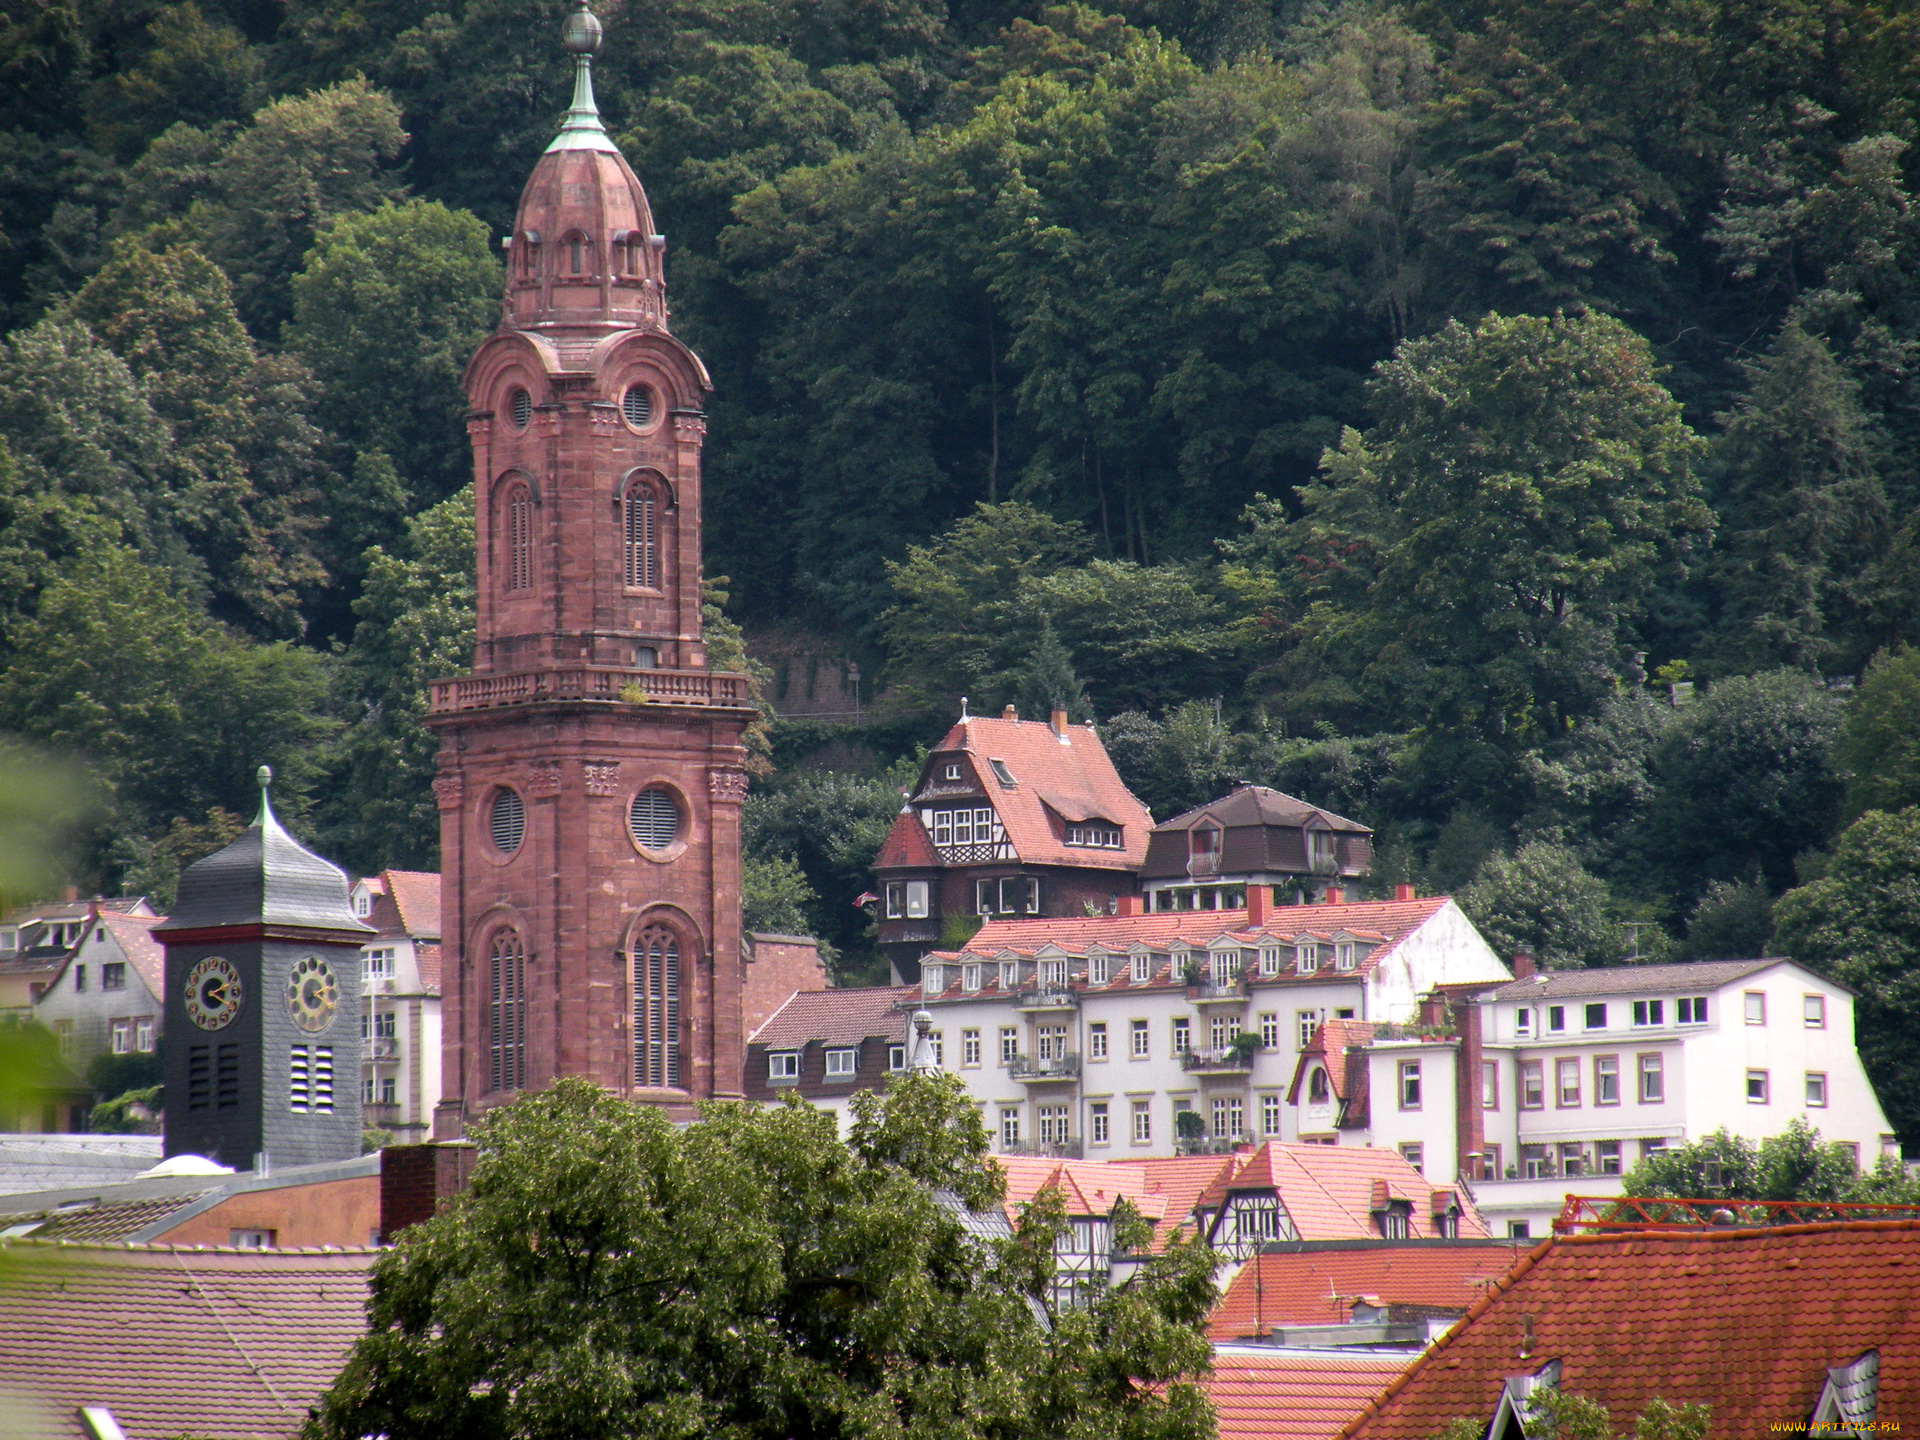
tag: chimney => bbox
[1417,993,1444,1027]
[380,1141,478,1242]
[1246,884,1270,927]
[61,884,78,903]
[1324,886,1345,906]
[1393,883,1416,902]
[1512,952,1535,980]
[1050,706,1068,736]
[1117,894,1141,918]
[1452,994,1486,1184]
[1002,704,1018,721]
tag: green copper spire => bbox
[547,1,618,154]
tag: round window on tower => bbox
[622,386,654,431]
[629,787,681,853]
[509,387,533,430]
[489,786,526,855]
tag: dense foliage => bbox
[307,1074,1218,1440]
[4,0,1920,1129]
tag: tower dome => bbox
[501,1,665,334]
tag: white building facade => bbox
[347,872,443,1143]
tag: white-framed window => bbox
[1169,948,1192,980]
[1804,994,1826,1028]
[1210,1014,1236,1051]
[928,1032,944,1066]
[1295,941,1318,973]
[999,1027,1019,1064]
[1745,991,1767,1025]
[1597,1139,1623,1175]
[904,881,930,919]
[885,882,905,918]
[944,763,962,780]
[999,961,1019,989]
[1261,1092,1281,1135]
[1557,1058,1580,1107]
[1259,1012,1280,1048]
[1482,1060,1499,1110]
[1259,947,1281,976]
[109,1018,132,1054]
[922,965,944,997]
[962,1029,981,1066]
[1131,1019,1150,1058]
[1212,1096,1244,1139]
[1521,1059,1543,1108]
[1308,1066,1330,1104]
[769,1051,801,1081]
[134,1017,155,1052]
[1398,1141,1424,1173]
[1171,1016,1191,1055]
[824,1048,857,1079]
[1037,1104,1070,1145]
[1399,1060,1422,1109]
[1130,951,1153,984]
[1088,953,1110,985]
[996,877,1038,914]
[1131,1099,1152,1143]
[1638,1053,1664,1102]
[931,807,1001,848]
[1039,958,1068,987]
[1000,1107,1021,1148]
[1515,1006,1533,1036]
[1677,995,1708,1024]
[1632,999,1663,1027]
[1584,1003,1608,1030]
[1334,942,1358,970]
[1806,1071,1828,1107]
[1065,823,1123,848]
[352,889,372,918]
[962,963,981,992]
[1296,1009,1322,1049]
[1090,1102,1110,1145]
[1747,1068,1770,1103]
[1088,1022,1108,1059]
[977,880,996,916]
[230,1229,275,1249]
[1594,1055,1620,1105]
[365,947,395,979]
[888,1044,907,1072]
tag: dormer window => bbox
[999,961,1019,989]
[962,963,981,992]
[1130,951,1152,984]
[1088,951,1110,985]
[1065,822,1122,847]
[1040,959,1068,987]
[1308,1067,1331,1103]
[1190,823,1221,858]
[1295,941,1318,973]
[922,964,945,996]
[944,763,962,780]
[1170,948,1192,981]
[1259,947,1281,977]
[1308,829,1336,871]
[1374,1198,1413,1240]
[1334,941,1358,970]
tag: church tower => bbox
[427,1,755,1132]
[156,769,373,1170]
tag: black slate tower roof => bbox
[157,768,373,938]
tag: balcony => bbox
[363,1102,403,1130]
[1009,1053,1081,1082]
[428,664,751,715]
[1176,1135,1252,1156]
[1186,977,1247,1004]
[1180,1045,1254,1075]
[367,1037,401,1062]
[1000,1139,1084,1159]
[1014,984,1079,1012]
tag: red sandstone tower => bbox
[427,1,754,1132]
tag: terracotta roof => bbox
[415,941,442,994]
[1208,1346,1414,1440]
[1486,957,1787,1000]
[1343,1220,1920,1438]
[1130,1155,1241,1249]
[996,1155,1235,1252]
[378,869,441,940]
[1194,1143,1490,1242]
[0,1243,374,1439]
[749,985,913,1049]
[912,716,1151,871]
[8,1193,211,1242]
[97,911,165,999]
[1157,785,1371,835]
[874,809,940,869]
[1287,1020,1377,1107]
[1209,1241,1530,1338]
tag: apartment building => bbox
[31,907,166,1089]
[1140,784,1373,912]
[347,872,443,1142]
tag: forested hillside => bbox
[5,0,1920,1134]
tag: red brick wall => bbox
[380,1142,478,1240]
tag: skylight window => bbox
[988,758,1016,787]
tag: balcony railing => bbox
[363,1102,403,1129]
[1009,1053,1081,1081]
[1186,977,1247,1003]
[367,1037,401,1061]
[1176,1134,1253,1156]
[1180,1046,1254,1074]
[1014,984,1079,1011]
[1000,1138,1084,1159]
[428,664,751,714]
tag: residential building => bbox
[424,4,761,1132]
[0,895,154,1020]
[349,871,444,1142]
[1301,957,1902,1238]
[1142,784,1373,913]
[906,887,1508,1160]
[1207,1238,1529,1343]
[1341,1210,1920,1436]
[745,985,916,1129]
[873,706,1153,984]
[30,906,165,1089]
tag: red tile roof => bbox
[1343,1220,1920,1438]
[1287,1020,1377,1106]
[749,985,914,1049]
[1195,1143,1490,1242]
[1208,1347,1414,1440]
[1209,1243,1531,1338]
[915,715,1151,871]
[370,868,441,940]
[98,911,165,999]
[874,809,941,869]
[0,1243,374,1439]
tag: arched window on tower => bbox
[622,475,660,589]
[564,229,589,276]
[522,230,541,276]
[487,929,526,1093]
[504,480,535,592]
[633,923,681,1088]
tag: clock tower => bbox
[426,1,756,1132]
[156,769,374,1170]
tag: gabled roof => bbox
[1130,1155,1241,1249]
[909,715,1151,871]
[1194,1143,1489,1242]
[874,809,940,870]
[1343,1220,1920,1438]
[1287,1020,1378,1106]
[1209,1241,1531,1338]
[1486,957,1791,1001]
[0,1242,374,1440]
[376,869,442,940]
[1156,785,1372,835]
[1208,1346,1415,1440]
[98,911,165,998]
[749,985,913,1049]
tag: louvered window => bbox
[488,930,526,1093]
[622,387,652,428]
[289,1046,334,1113]
[629,788,678,850]
[633,924,680,1088]
[489,787,525,854]
[622,480,657,588]
[509,387,532,429]
[505,483,534,591]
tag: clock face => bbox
[184,956,243,1031]
[285,955,340,1034]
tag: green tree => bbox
[1459,841,1623,969]
[741,851,823,940]
[1617,1120,1920,1204]
[1837,646,1920,820]
[1680,879,1774,961]
[306,1074,1217,1440]
[287,199,501,507]
[1772,806,1920,1147]
[83,2,262,162]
